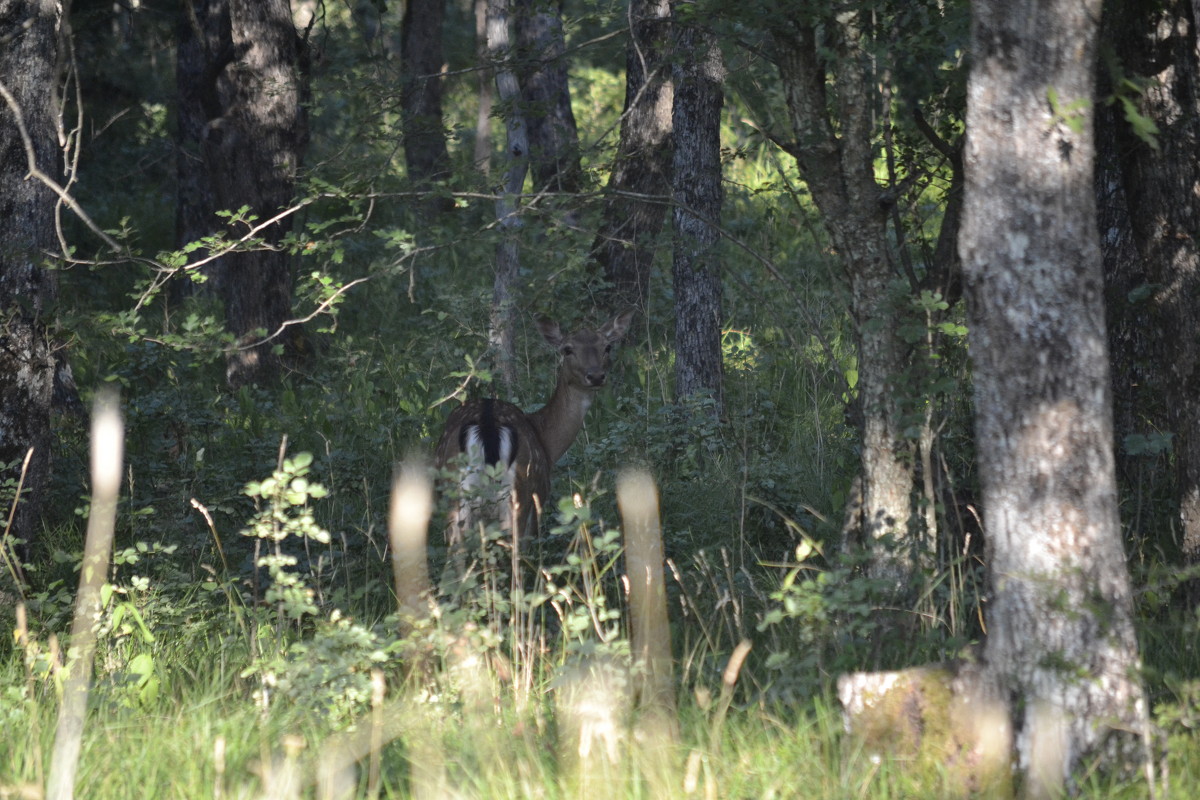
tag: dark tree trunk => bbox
[919,121,966,307]
[773,14,915,589]
[201,0,308,387]
[401,0,450,187]
[1095,57,1158,498]
[514,0,580,196]
[1108,0,1200,563]
[671,6,724,416]
[589,0,673,313]
[0,0,61,561]
[173,0,230,300]
[961,0,1148,789]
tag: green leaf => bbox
[1119,95,1160,149]
[795,540,815,563]
[1047,85,1090,134]
[759,608,784,628]
[128,652,154,677]
[763,651,791,669]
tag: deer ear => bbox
[603,309,635,343]
[536,317,564,348]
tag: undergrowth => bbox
[4,427,1198,798]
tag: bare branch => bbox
[0,78,126,257]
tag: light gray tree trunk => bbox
[487,0,529,393]
[473,0,494,174]
[772,14,915,590]
[0,0,62,560]
[961,0,1148,791]
[671,3,724,417]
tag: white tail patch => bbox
[460,423,517,487]
[434,309,634,549]
[455,423,519,537]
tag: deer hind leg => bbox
[444,428,521,581]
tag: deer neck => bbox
[528,377,595,465]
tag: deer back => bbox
[434,310,633,547]
[434,397,552,544]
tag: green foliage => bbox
[250,610,398,723]
[1101,47,1163,150]
[239,451,331,626]
[1047,85,1092,134]
[542,498,629,661]
[1,458,30,588]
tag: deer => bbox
[434,310,635,553]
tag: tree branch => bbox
[0,78,126,256]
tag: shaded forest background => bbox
[3,0,1200,796]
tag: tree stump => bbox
[837,657,1012,797]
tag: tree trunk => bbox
[201,0,308,387]
[514,0,580,196]
[0,0,62,560]
[1108,0,1200,564]
[588,0,673,313]
[401,0,451,187]
[173,0,230,301]
[772,15,915,590]
[671,5,724,417]
[488,0,529,393]
[1095,78,1153,492]
[473,0,494,174]
[960,0,1148,790]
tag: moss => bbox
[838,659,1013,797]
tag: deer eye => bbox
[562,346,574,357]
[604,344,613,354]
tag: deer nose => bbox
[585,370,606,387]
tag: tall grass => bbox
[6,442,1199,798]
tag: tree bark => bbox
[173,0,230,301]
[488,0,529,393]
[401,0,451,187]
[1108,0,1200,564]
[588,0,673,313]
[960,0,1148,790]
[1095,77,1151,491]
[201,0,308,387]
[0,0,62,560]
[772,14,915,589]
[671,4,724,417]
[514,0,580,196]
[473,0,494,174]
